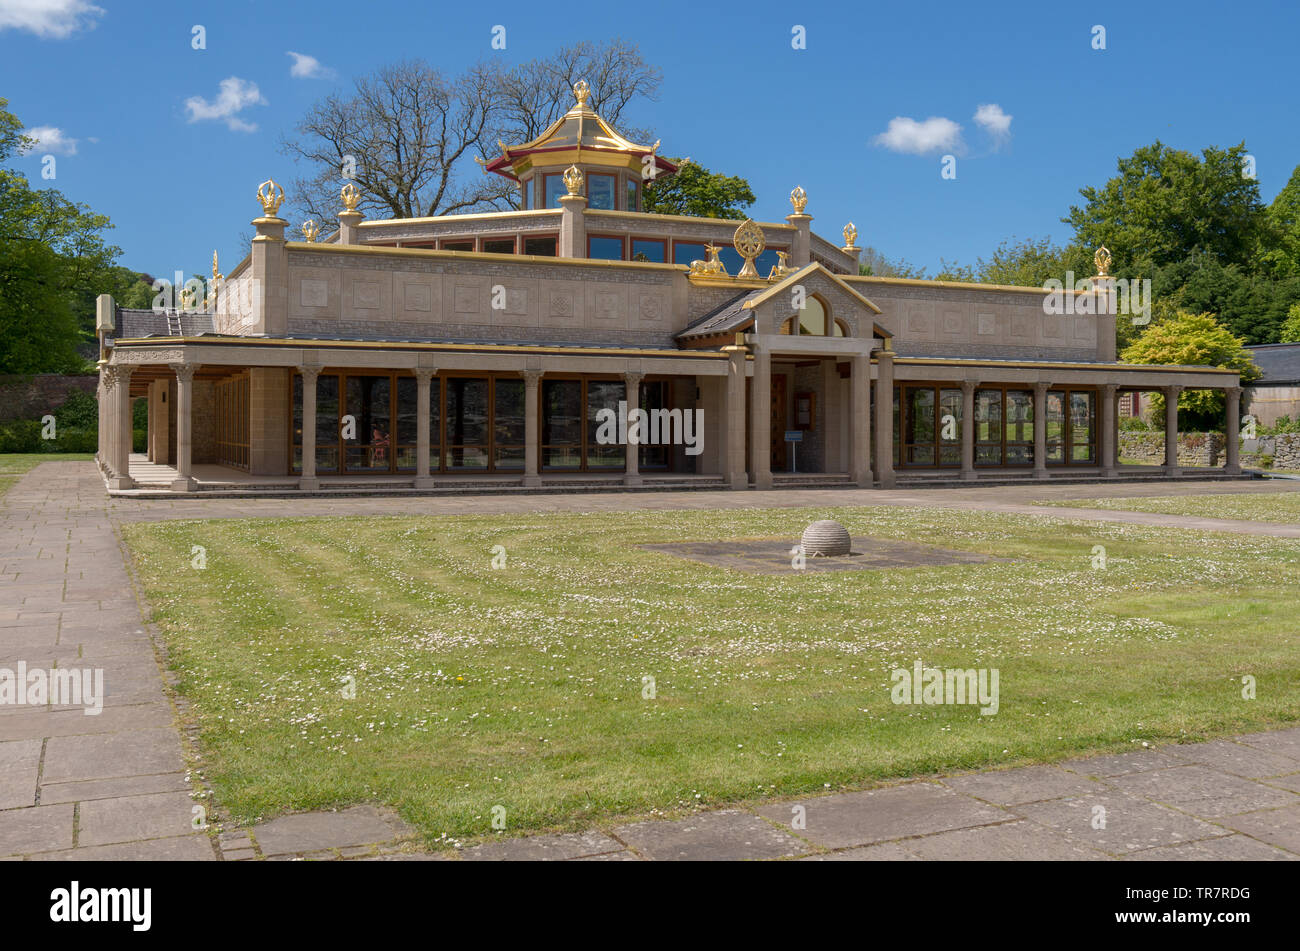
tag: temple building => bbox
[94,81,1244,494]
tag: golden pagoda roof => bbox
[483,80,677,180]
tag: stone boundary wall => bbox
[0,374,98,421]
[1243,433,1300,469]
[1118,431,1225,467]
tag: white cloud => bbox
[973,103,1013,144]
[872,116,964,155]
[184,77,267,132]
[286,51,335,80]
[23,125,78,155]
[0,0,104,38]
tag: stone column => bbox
[1225,385,1242,475]
[823,359,843,473]
[252,211,288,336]
[1101,384,1118,477]
[414,368,437,489]
[749,344,772,489]
[170,363,198,491]
[521,369,544,487]
[1033,381,1051,479]
[338,208,364,245]
[97,363,111,473]
[299,366,320,490]
[874,350,895,488]
[786,213,813,267]
[960,380,977,481]
[1163,385,1183,475]
[111,365,135,489]
[722,343,748,489]
[558,193,587,259]
[623,371,644,486]
[850,354,873,487]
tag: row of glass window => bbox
[894,385,1097,467]
[382,233,787,276]
[524,173,639,212]
[290,372,673,474]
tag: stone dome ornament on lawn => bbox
[800,519,852,557]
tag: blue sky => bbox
[3,0,1298,279]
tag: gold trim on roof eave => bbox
[893,356,1239,373]
[109,336,727,359]
[742,261,884,316]
[846,275,1093,296]
[284,242,687,272]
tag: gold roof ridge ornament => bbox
[1094,245,1112,277]
[688,242,727,277]
[790,186,808,215]
[733,218,765,279]
[340,182,361,212]
[302,219,321,243]
[767,250,792,282]
[562,164,584,197]
[256,178,285,217]
[208,250,223,309]
[843,222,858,250]
[573,79,590,109]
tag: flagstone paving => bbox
[1,461,1299,861]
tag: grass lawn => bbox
[0,453,93,497]
[121,505,1300,847]
[1040,491,1300,523]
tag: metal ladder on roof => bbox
[167,311,182,336]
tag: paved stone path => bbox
[2,461,1298,861]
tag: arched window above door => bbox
[778,295,847,336]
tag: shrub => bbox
[0,419,43,453]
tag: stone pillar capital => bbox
[298,364,322,383]
[961,379,979,395]
[622,370,645,387]
[413,367,439,384]
[170,362,198,383]
[519,369,545,386]
[1224,385,1242,398]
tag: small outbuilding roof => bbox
[1247,343,1300,385]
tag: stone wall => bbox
[1118,431,1225,466]
[1243,433,1300,470]
[0,374,98,421]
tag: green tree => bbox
[975,236,1083,287]
[1264,164,1300,278]
[0,238,81,373]
[1,98,128,368]
[1280,303,1300,343]
[1121,309,1261,428]
[1066,141,1268,275]
[641,158,754,219]
[858,247,928,278]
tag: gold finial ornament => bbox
[842,222,858,249]
[767,250,792,282]
[562,164,584,197]
[790,186,808,215]
[340,182,361,211]
[178,285,194,312]
[688,243,727,277]
[1094,245,1112,277]
[256,178,285,217]
[302,220,320,243]
[573,79,590,108]
[733,219,766,279]
[208,250,223,309]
